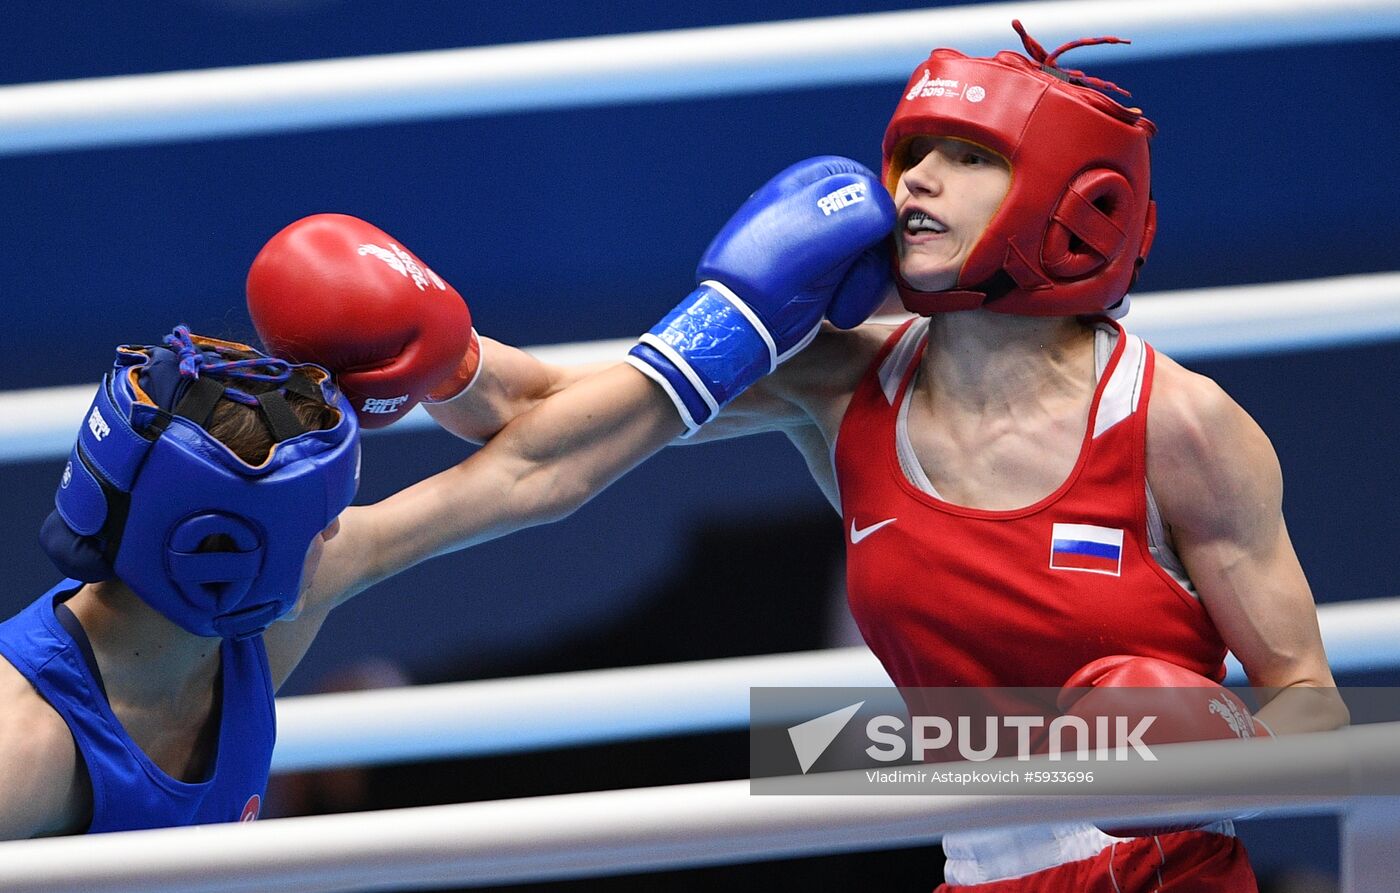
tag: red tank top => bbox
[836,319,1227,689]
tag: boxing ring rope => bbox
[2,0,1399,155]
[3,270,1399,464]
[271,595,1400,771]
[0,725,1396,893]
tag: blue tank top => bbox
[0,580,275,832]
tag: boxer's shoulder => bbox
[1146,351,1280,534]
[1147,352,1264,462]
[0,653,85,837]
[0,652,76,761]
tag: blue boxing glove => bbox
[626,156,894,435]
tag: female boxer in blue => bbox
[0,158,893,838]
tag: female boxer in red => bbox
[424,22,1349,892]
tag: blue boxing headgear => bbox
[40,327,360,639]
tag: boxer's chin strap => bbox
[896,271,1017,316]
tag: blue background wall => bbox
[2,2,1396,885]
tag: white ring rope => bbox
[272,596,1400,772]
[2,0,1398,155]
[0,724,1391,893]
[4,271,1399,464]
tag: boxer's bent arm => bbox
[0,659,87,839]
[1147,355,1349,734]
[425,337,612,444]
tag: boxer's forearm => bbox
[487,364,683,522]
[425,337,611,443]
[1254,684,1350,735]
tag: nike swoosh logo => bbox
[850,518,897,544]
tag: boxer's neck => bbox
[920,311,1096,414]
[66,581,220,709]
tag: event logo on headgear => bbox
[40,328,360,639]
[882,21,1158,317]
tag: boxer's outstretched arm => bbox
[354,364,680,597]
[263,364,679,687]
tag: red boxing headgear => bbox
[882,21,1157,317]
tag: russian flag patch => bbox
[1050,523,1124,576]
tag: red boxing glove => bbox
[247,214,481,429]
[1058,655,1272,838]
